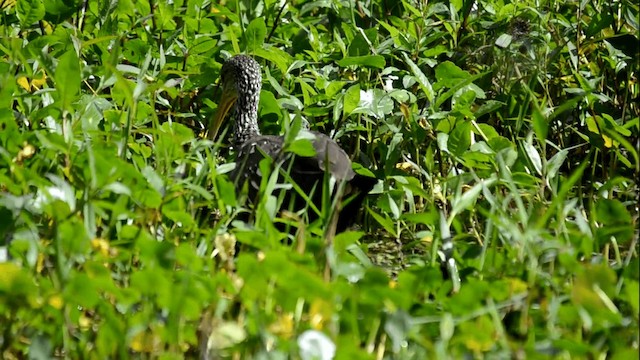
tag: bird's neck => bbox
[232,96,261,147]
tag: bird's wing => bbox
[307,132,355,182]
[230,133,360,198]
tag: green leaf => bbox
[353,88,394,119]
[585,12,614,37]
[536,161,588,228]
[28,335,52,360]
[17,0,45,26]
[474,100,505,118]
[254,47,293,74]
[325,81,347,98]
[142,166,164,193]
[65,273,100,308]
[451,177,497,217]
[244,18,266,52]
[595,198,634,242]
[334,231,365,254]
[343,84,360,116]
[434,63,488,109]
[337,55,386,69]
[531,104,548,143]
[259,90,281,117]
[447,121,471,157]
[385,310,411,352]
[545,149,568,180]
[401,210,438,226]
[0,263,37,307]
[288,137,316,157]
[523,140,542,176]
[215,175,237,207]
[55,50,81,111]
[402,53,434,102]
[190,37,218,55]
[624,281,639,318]
[495,33,512,48]
[367,207,397,237]
[435,61,470,87]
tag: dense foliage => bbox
[1,0,638,358]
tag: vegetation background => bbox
[0,0,638,358]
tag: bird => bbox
[206,54,376,232]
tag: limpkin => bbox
[207,55,376,232]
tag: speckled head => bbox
[207,55,263,144]
[220,55,262,100]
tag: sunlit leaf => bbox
[402,53,434,102]
[16,0,44,26]
[343,84,360,116]
[337,55,386,69]
[55,50,81,110]
[245,18,266,52]
[523,139,542,176]
[448,121,471,157]
[495,33,512,48]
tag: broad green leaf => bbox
[586,116,614,148]
[624,281,639,318]
[401,210,438,226]
[585,12,614,37]
[343,84,360,116]
[367,207,397,237]
[353,89,393,119]
[64,273,100,308]
[259,90,282,117]
[434,64,488,108]
[0,263,37,307]
[287,138,316,157]
[545,149,568,180]
[58,218,90,257]
[434,61,470,87]
[17,0,45,26]
[55,50,81,110]
[595,198,633,242]
[386,193,400,220]
[474,123,500,140]
[142,166,164,193]
[448,121,471,157]
[28,336,52,360]
[215,175,237,207]
[495,33,512,48]
[298,79,316,106]
[245,18,266,52]
[474,100,505,118]
[255,47,293,75]
[190,37,218,55]
[325,81,346,98]
[204,321,247,350]
[334,231,365,254]
[401,53,434,102]
[0,109,21,152]
[337,55,386,69]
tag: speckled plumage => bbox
[219,55,262,147]
[214,55,376,230]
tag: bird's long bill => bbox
[207,90,237,140]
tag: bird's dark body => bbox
[210,55,375,232]
[229,132,376,231]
